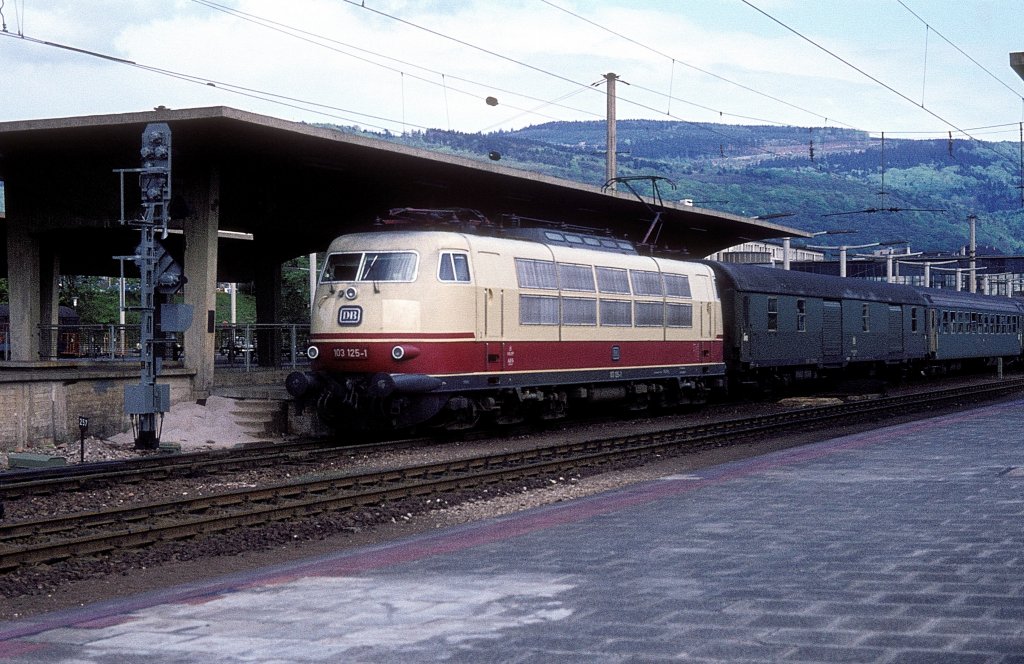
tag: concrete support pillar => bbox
[6,217,41,361]
[183,167,220,398]
[254,260,282,368]
[39,248,60,357]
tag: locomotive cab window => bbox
[323,251,417,283]
[438,252,471,283]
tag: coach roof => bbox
[705,261,929,306]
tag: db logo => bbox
[338,306,362,325]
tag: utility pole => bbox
[604,72,618,189]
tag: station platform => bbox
[1,400,1023,662]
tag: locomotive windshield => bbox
[322,251,418,283]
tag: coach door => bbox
[822,300,842,363]
[887,305,904,357]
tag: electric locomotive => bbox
[286,212,727,430]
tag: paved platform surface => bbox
[2,399,1024,663]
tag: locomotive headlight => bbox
[344,287,358,300]
[306,345,320,359]
[391,345,405,360]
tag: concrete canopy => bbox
[0,106,805,282]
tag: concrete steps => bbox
[229,399,288,437]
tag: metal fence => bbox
[214,324,311,370]
[39,324,148,361]
[31,323,310,371]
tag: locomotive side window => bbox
[596,267,630,294]
[630,270,664,296]
[767,297,778,332]
[635,302,664,327]
[515,258,558,289]
[520,295,559,325]
[666,303,693,328]
[600,300,632,326]
[438,252,471,282]
[562,297,597,325]
[663,274,691,298]
[557,263,595,292]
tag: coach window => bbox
[796,299,806,332]
[767,297,778,332]
[438,252,471,283]
[862,304,870,332]
[911,307,919,333]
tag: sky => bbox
[1,0,1024,143]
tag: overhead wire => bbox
[538,0,858,130]
[190,0,599,126]
[0,31,422,132]
[338,0,803,160]
[896,0,1024,102]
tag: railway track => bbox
[2,376,1021,573]
[0,435,431,500]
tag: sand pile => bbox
[107,396,268,451]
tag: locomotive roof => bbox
[704,262,929,306]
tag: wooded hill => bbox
[335,120,1024,255]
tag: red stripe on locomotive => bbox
[313,339,723,375]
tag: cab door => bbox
[473,249,506,370]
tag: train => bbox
[285,210,1024,431]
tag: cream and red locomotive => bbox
[286,214,726,430]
